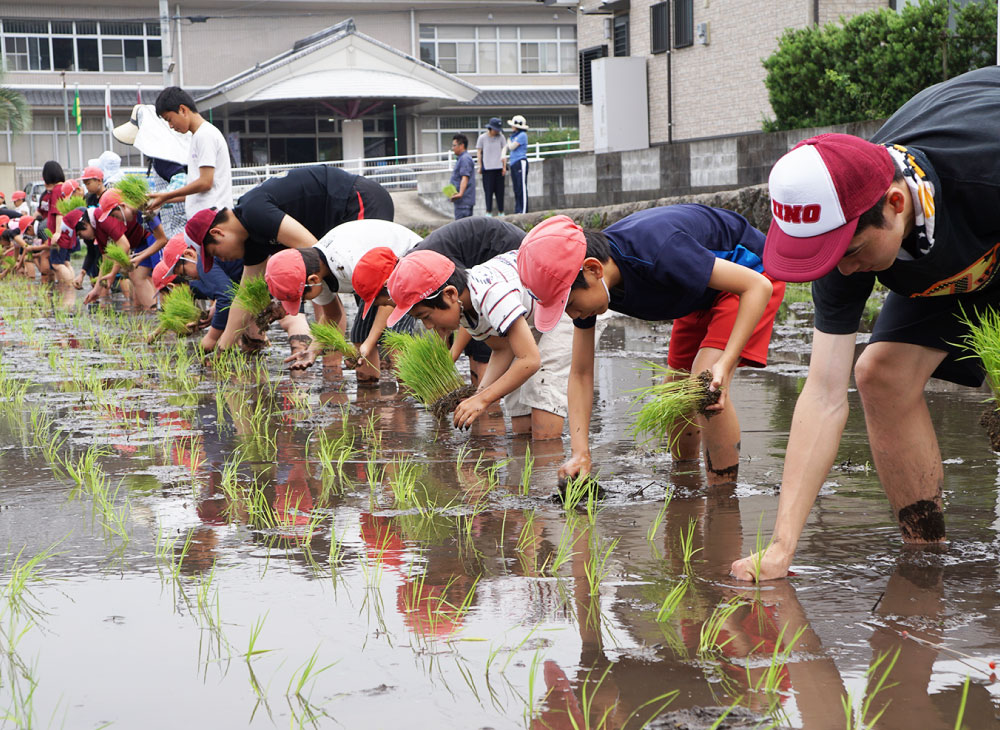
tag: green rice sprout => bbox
[309,321,357,357]
[958,306,1000,400]
[103,242,132,271]
[390,331,467,408]
[1,255,16,271]
[56,194,87,215]
[628,363,715,447]
[113,174,150,209]
[441,183,458,198]
[159,284,202,335]
[42,228,53,240]
[231,275,272,316]
[380,329,414,356]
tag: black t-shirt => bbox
[814,66,1000,334]
[0,207,21,219]
[233,165,360,266]
[409,216,524,267]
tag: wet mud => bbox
[429,383,476,419]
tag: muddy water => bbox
[2,285,1000,729]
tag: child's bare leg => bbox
[129,268,156,309]
[690,346,740,486]
[666,368,702,462]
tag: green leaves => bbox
[382,331,466,408]
[159,284,202,335]
[308,321,357,357]
[56,194,87,216]
[230,275,272,316]
[113,174,151,210]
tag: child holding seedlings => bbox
[182,165,393,354]
[263,218,422,376]
[387,248,574,439]
[81,189,167,309]
[516,209,784,484]
[733,66,1000,582]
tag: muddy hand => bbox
[730,545,792,582]
[557,452,591,481]
[705,361,731,411]
[453,394,487,430]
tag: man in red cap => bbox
[263,219,421,375]
[182,165,393,353]
[387,247,573,439]
[732,66,1000,582]
[515,210,781,488]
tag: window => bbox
[673,0,694,48]
[578,45,608,105]
[419,25,577,75]
[0,19,161,73]
[650,2,669,54]
[612,14,629,57]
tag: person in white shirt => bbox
[386,249,572,439]
[264,219,422,377]
[146,87,233,217]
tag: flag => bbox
[73,86,82,135]
[137,82,143,105]
[104,85,113,131]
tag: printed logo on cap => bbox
[767,145,847,239]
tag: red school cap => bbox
[515,215,586,333]
[264,249,307,317]
[81,166,104,181]
[97,188,124,223]
[353,247,399,318]
[386,250,455,327]
[12,191,25,202]
[18,216,35,235]
[152,260,175,290]
[185,208,217,271]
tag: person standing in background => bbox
[506,115,530,214]
[476,118,507,217]
[449,134,476,220]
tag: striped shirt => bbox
[461,250,535,340]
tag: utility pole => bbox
[160,0,174,87]
[61,72,72,168]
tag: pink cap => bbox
[264,249,306,317]
[12,191,25,202]
[160,233,188,275]
[185,208,217,271]
[97,188,124,223]
[62,179,81,196]
[18,216,34,235]
[62,208,87,230]
[763,134,894,282]
[152,260,176,290]
[386,250,455,327]
[353,247,399,318]
[516,215,586,332]
[81,166,104,181]
[0,216,8,229]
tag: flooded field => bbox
[2,280,999,729]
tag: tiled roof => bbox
[456,89,579,106]
[15,87,168,108]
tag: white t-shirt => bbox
[186,121,232,216]
[461,250,536,341]
[312,219,423,305]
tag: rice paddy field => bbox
[2,279,1000,729]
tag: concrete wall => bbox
[419,118,884,215]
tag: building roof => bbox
[13,87,167,108]
[457,88,579,107]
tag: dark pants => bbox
[81,240,100,278]
[481,169,504,214]
[345,175,394,222]
[454,205,473,220]
[510,159,528,214]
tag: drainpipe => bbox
[160,0,173,88]
[667,1,673,143]
[410,8,416,56]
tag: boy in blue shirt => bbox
[506,115,530,214]
[449,134,475,220]
[517,207,786,486]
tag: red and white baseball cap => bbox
[97,188,124,223]
[18,216,34,235]
[62,207,88,230]
[763,133,894,282]
[516,215,586,333]
[264,249,307,317]
[12,190,25,202]
[81,166,104,182]
[353,247,399,318]
[386,250,455,327]
[185,208,217,270]
[152,260,175,290]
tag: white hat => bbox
[506,114,529,130]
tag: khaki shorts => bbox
[504,313,573,419]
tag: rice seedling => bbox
[309,321,358,357]
[628,363,719,448]
[388,454,426,510]
[679,517,702,569]
[547,519,582,575]
[113,173,150,209]
[698,596,746,655]
[955,674,971,730]
[646,488,674,543]
[389,331,472,417]
[103,242,133,272]
[2,538,66,620]
[746,621,807,696]
[231,275,273,317]
[655,580,689,623]
[158,284,202,336]
[958,307,1000,449]
[55,194,87,215]
[244,612,273,661]
[380,328,413,356]
[842,647,900,730]
[583,533,619,599]
[519,444,534,495]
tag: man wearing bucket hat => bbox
[476,118,507,216]
[731,66,1000,582]
[262,219,422,376]
[505,114,530,214]
[516,209,782,487]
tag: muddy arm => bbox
[560,326,597,480]
[215,262,265,351]
[731,329,856,581]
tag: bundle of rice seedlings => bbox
[391,331,473,418]
[959,307,1000,451]
[114,174,150,209]
[628,363,720,447]
[1,255,17,271]
[91,255,115,285]
[441,183,458,198]
[42,228,53,240]
[159,284,202,336]
[380,329,415,356]
[230,275,284,330]
[309,321,358,357]
[103,242,132,271]
[56,194,87,216]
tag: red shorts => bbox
[667,275,786,371]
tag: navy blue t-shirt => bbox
[191,256,244,330]
[573,204,766,328]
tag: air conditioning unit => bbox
[696,21,710,45]
[591,56,649,153]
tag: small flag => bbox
[105,85,113,131]
[73,86,82,135]
[137,82,143,105]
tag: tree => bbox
[0,70,31,134]
[761,0,997,131]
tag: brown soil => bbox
[554,475,607,504]
[980,406,1000,452]
[694,370,722,417]
[430,384,477,420]
[254,300,285,331]
[648,705,763,729]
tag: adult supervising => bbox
[732,66,1000,582]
